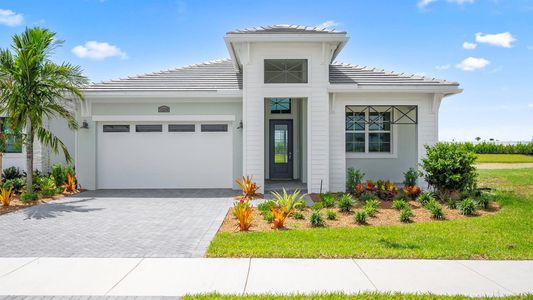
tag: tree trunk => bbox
[26,123,34,194]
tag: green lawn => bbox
[207,168,533,259]
[183,292,531,300]
[476,154,533,163]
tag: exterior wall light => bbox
[81,121,89,129]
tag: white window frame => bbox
[345,109,398,159]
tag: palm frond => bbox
[36,127,72,163]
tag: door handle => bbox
[289,152,292,160]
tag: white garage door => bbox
[96,122,233,189]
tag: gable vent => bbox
[158,105,170,113]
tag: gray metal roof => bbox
[84,59,458,92]
[84,59,242,92]
[330,63,459,86]
[227,24,346,35]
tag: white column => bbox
[307,91,330,193]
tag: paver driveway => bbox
[0,190,235,257]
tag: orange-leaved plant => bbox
[403,185,422,200]
[233,198,253,231]
[270,189,306,229]
[236,176,260,199]
[63,172,78,193]
[0,187,14,206]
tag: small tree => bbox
[420,143,477,200]
[0,27,88,193]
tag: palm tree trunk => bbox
[26,122,34,194]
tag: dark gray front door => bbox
[269,120,293,179]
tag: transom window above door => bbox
[264,59,308,83]
[270,98,291,114]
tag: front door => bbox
[269,120,293,179]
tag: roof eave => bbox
[328,84,463,95]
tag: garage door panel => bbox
[97,123,233,189]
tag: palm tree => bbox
[0,27,88,193]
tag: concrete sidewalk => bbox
[0,258,532,297]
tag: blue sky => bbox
[1,0,532,141]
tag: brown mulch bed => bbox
[0,190,83,216]
[218,200,501,233]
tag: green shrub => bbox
[1,177,25,193]
[354,210,367,224]
[475,193,492,209]
[392,199,409,210]
[20,192,39,202]
[346,167,364,193]
[417,192,435,207]
[403,168,419,187]
[292,211,305,220]
[257,200,276,214]
[400,207,413,223]
[311,202,324,211]
[320,193,335,208]
[447,198,457,209]
[36,176,56,196]
[326,209,337,220]
[310,210,325,227]
[364,199,379,216]
[458,198,477,215]
[364,205,377,217]
[426,200,444,219]
[2,166,24,180]
[50,164,75,187]
[420,143,477,200]
[337,194,355,212]
[359,192,376,202]
[263,211,274,222]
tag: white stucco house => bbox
[2,25,462,193]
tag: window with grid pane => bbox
[0,118,22,153]
[345,109,392,153]
[345,112,365,152]
[264,59,308,83]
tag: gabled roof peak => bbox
[227,24,346,35]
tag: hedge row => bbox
[458,142,533,155]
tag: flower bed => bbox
[218,198,500,233]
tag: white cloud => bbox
[448,0,475,4]
[462,42,477,49]
[316,20,339,29]
[475,32,516,48]
[71,41,127,60]
[435,64,451,70]
[418,0,438,7]
[528,103,533,109]
[0,9,23,26]
[418,0,474,7]
[527,45,533,50]
[456,57,490,71]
